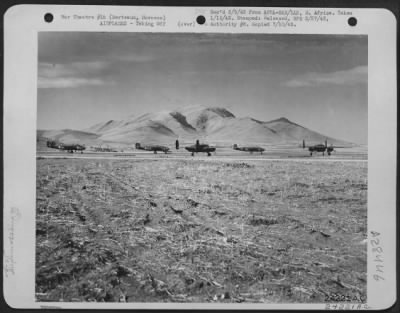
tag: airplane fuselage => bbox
[60,144,86,153]
[135,143,169,154]
[47,140,85,153]
[185,144,216,156]
[308,144,333,156]
[233,145,264,154]
[303,140,340,156]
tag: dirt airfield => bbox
[36,154,367,303]
[37,144,367,161]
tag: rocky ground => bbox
[36,158,367,303]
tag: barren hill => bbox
[262,117,344,145]
[40,129,101,145]
[38,106,351,146]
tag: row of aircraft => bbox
[135,140,216,156]
[134,139,343,156]
[46,139,345,157]
[46,140,86,153]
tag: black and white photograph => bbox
[35,31,369,303]
[2,4,397,310]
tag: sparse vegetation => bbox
[36,159,367,303]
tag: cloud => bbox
[283,65,367,87]
[38,62,114,88]
[38,77,111,88]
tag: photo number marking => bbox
[370,231,384,282]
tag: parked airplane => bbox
[233,144,265,154]
[93,145,117,152]
[47,140,85,153]
[59,143,86,153]
[185,140,216,156]
[302,140,336,156]
[46,140,62,149]
[135,143,170,154]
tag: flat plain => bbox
[36,158,367,303]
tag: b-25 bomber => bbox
[135,143,170,154]
[302,139,347,156]
[47,140,86,153]
[233,144,265,154]
[60,144,86,153]
[185,140,216,156]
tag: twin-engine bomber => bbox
[135,143,170,154]
[185,140,216,156]
[233,144,265,154]
[302,139,348,156]
[47,140,86,153]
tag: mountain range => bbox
[38,105,351,147]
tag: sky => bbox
[37,32,367,144]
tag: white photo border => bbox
[3,5,397,310]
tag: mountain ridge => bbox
[39,106,352,147]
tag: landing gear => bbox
[153,150,157,154]
[207,152,211,156]
[191,152,194,156]
[310,152,313,156]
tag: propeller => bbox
[326,144,335,155]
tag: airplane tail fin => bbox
[302,140,305,149]
[135,143,141,149]
[233,144,238,150]
[325,139,328,148]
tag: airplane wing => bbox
[331,146,353,148]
